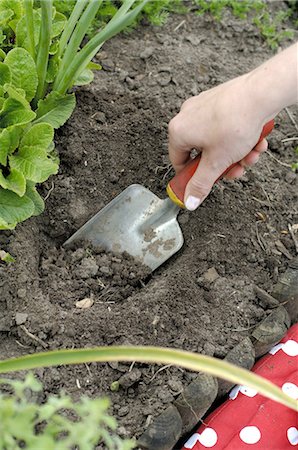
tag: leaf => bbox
[0,250,14,263]
[34,91,75,128]
[45,57,59,83]
[73,68,94,86]
[4,84,30,108]
[0,97,36,128]
[5,48,38,101]
[87,61,102,70]
[0,126,22,164]
[0,61,11,85]
[0,187,35,229]
[15,9,40,50]
[0,9,13,26]
[26,182,45,216]
[52,11,67,38]
[0,48,6,61]
[0,168,26,196]
[9,146,59,183]
[20,123,54,152]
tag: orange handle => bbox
[166,119,274,208]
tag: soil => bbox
[0,5,297,447]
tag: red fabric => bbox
[182,323,298,450]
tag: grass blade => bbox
[0,345,296,411]
[58,0,89,58]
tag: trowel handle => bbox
[166,119,274,208]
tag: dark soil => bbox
[1,6,297,446]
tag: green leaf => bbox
[52,11,67,38]
[34,91,75,128]
[5,48,38,101]
[9,146,59,183]
[0,249,15,263]
[20,123,54,151]
[0,126,22,164]
[26,181,45,216]
[0,9,13,26]
[4,84,30,108]
[0,62,11,85]
[16,9,40,50]
[0,168,26,196]
[0,97,36,128]
[87,61,101,70]
[0,48,6,61]
[0,187,35,229]
[45,57,59,83]
[73,68,94,86]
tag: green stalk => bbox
[34,0,53,104]
[54,0,148,94]
[0,346,296,411]
[59,0,102,69]
[107,0,136,26]
[57,0,89,58]
[24,0,35,60]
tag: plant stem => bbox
[0,345,296,411]
[54,0,148,94]
[57,0,89,59]
[24,0,35,60]
[34,0,53,106]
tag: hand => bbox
[168,74,269,210]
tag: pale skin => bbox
[168,42,298,211]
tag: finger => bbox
[254,138,268,154]
[224,163,245,179]
[241,149,260,167]
[168,116,192,173]
[183,152,228,211]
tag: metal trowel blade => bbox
[63,184,183,271]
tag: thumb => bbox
[184,153,229,211]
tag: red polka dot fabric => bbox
[182,323,298,449]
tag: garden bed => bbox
[1,8,297,448]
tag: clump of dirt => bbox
[40,244,151,309]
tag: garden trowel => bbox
[64,121,274,271]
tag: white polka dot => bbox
[287,427,298,446]
[184,433,200,449]
[269,343,284,355]
[240,386,258,397]
[283,340,298,357]
[239,426,261,444]
[282,382,298,400]
[198,428,218,448]
[229,385,240,399]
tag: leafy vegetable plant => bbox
[0,0,147,230]
[0,373,134,449]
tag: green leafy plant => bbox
[0,0,147,230]
[253,9,294,49]
[0,373,134,449]
[0,249,14,263]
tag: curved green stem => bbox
[0,345,296,411]
[24,0,35,60]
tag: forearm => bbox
[247,42,298,122]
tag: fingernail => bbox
[185,195,201,211]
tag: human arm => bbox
[168,42,298,211]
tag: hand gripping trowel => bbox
[64,120,274,271]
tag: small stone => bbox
[202,267,220,283]
[92,111,106,124]
[157,388,174,404]
[285,171,296,184]
[118,368,142,388]
[75,298,94,309]
[157,71,172,87]
[140,46,155,59]
[118,406,129,417]
[15,312,28,325]
[17,288,27,299]
[167,379,183,393]
[101,58,115,71]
